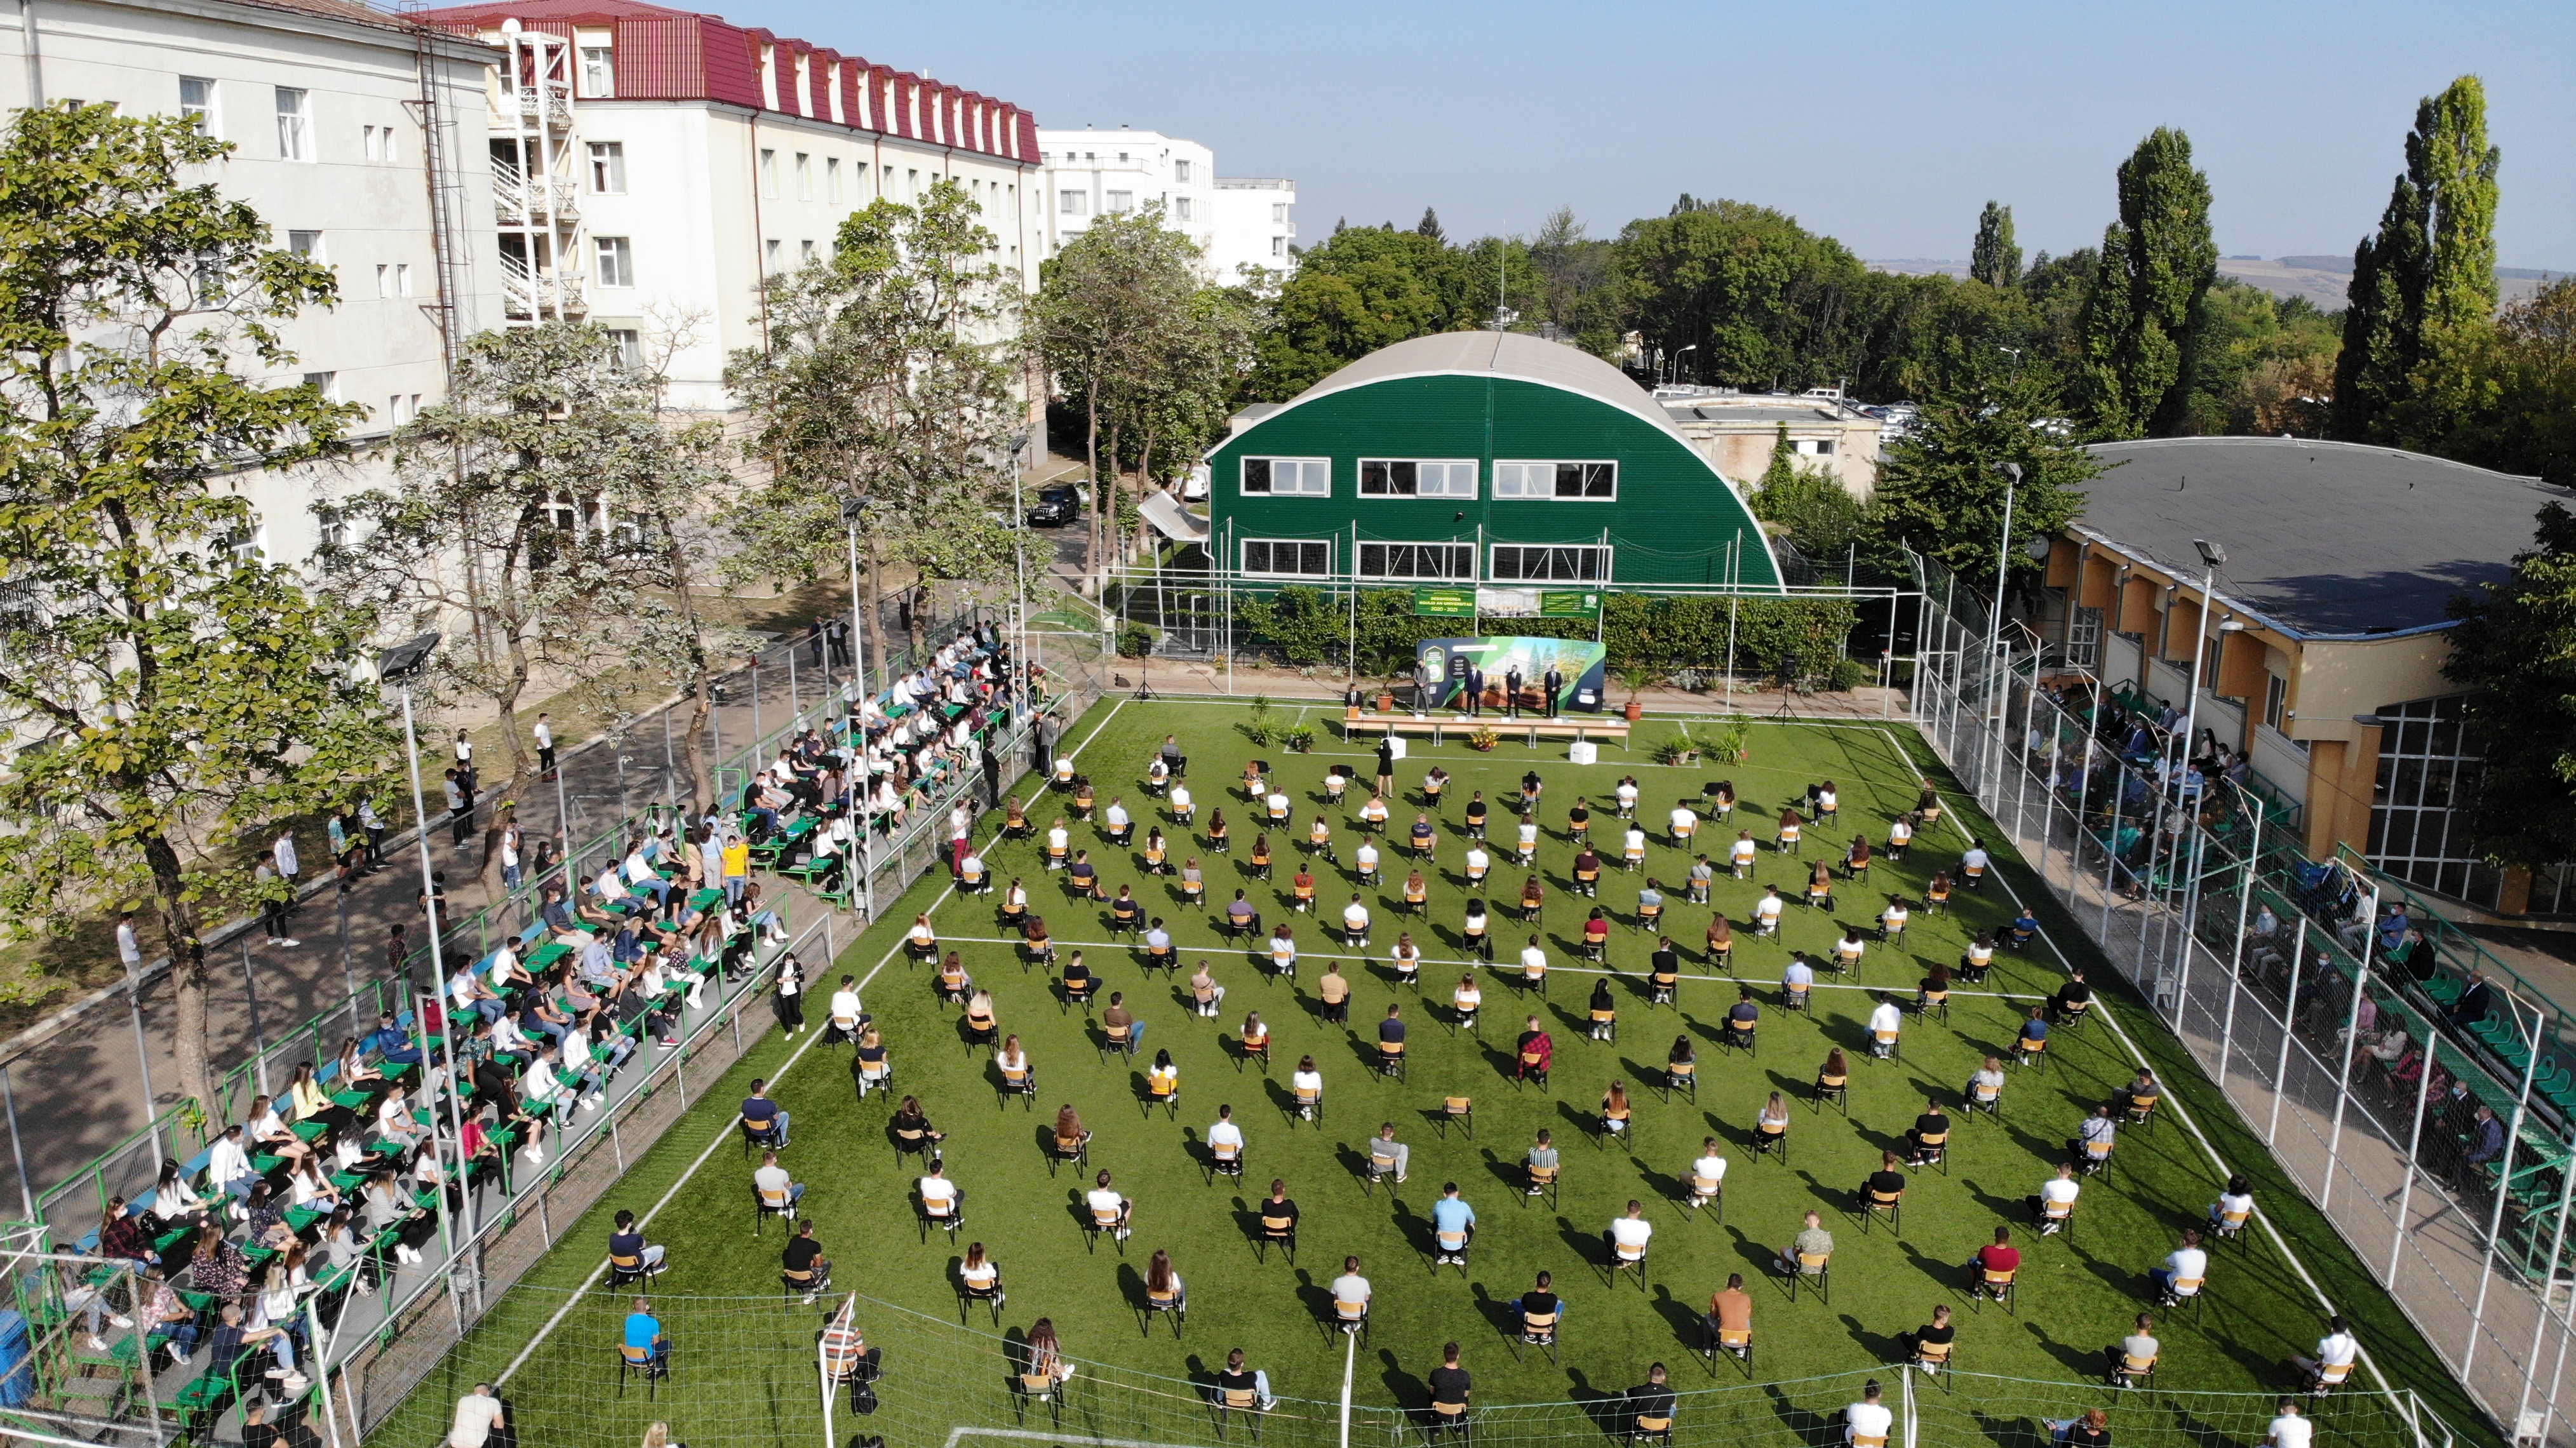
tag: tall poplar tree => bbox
[2332,76,2501,448]
[1969,202,2022,289]
[2075,128,2217,438]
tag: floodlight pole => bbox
[1984,463,2019,771]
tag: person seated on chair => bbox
[2007,907,2041,951]
[2029,1163,2081,1232]
[1688,1137,1727,1209]
[1623,1362,1677,1435]
[608,1209,667,1275]
[1451,974,1483,1028]
[2053,969,2095,1022]
[1463,791,1489,839]
[2149,1230,2206,1304]
[1867,994,1903,1058]
[1342,893,1372,946]
[1965,1226,2020,1297]
[892,1096,946,1149]
[1146,1050,1181,1106]
[1355,836,1381,885]
[623,1296,671,1373]
[1524,1129,1559,1194]
[1519,935,1548,984]
[1328,1256,1371,1325]
[1104,795,1131,840]
[1188,960,1226,1017]
[1207,1103,1245,1165]
[2104,1314,2159,1386]
[1141,1247,1188,1315]
[1308,958,1346,1022]
[1226,889,1260,937]
[1143,917,1174,965]
[1842,1381,1891,1447]
[2069,1104,2117,1170]
[1752,886,1785,936]
[1858,1151,1906,1212]
[1289,1056,1325,1119]
[1108,885,1144,932]
[1960,932,1997,982]
[755,1148,805,1211]
[782,1219,832,1303]
[1571,843,1603,895]
[1583,908,1612,959]
[1426,1339,1471,1426]
[1066,850,1102,900]
[1430,1181,1476,1261]
[1905,1097,1950,1165]
[1900,1305,1955,1372]
[1915,961,1953,1014]
[1389,932,1424,984]
[2208,1175,2255,1235]
[2288,1315,2358,1390]
[1377,1002,1407,1053]
[1966,1055,2006,1110]
[1605,1198,1652,1266]
[1409,813,1437,857]
[1052,1104,1092,1160]
[1519,874,1546,920]
[1102,991,1145,1053]
[1085,1170,1133,1243]
[996,1033,1032,1085]
[1600,1081,1633,1138]
[1833,925,1867,975]
[2118,1068,2160,1117]
[1708,1272,1753,1356]
[1503,1268,1562,1337]
[1060,951,1096,1001]
[1587,977,1618,1039]
[1515,1018,1554,1080]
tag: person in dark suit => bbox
[1505,666,1524,718]
[1543,666,1565,718]
[1465,666,1485,716]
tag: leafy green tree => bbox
[0,104,382,1104]
[1246,224,1479,400]
[1415,207,1446,244]
[2481,278,2576,486]
[727,181,1021,662]
[1749,424,1867,560]
[2076,128,2217,438]
[2187,280,2342,436]
[1970,202,2022,289]
[2441,501,2576,871]
[1529,206,1622,356]
[1614,199,1872,390]
[1869,364,2104,593]
[2333,76,2502,450]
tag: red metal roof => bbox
[413,0,1035,158]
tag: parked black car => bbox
[1025,483,1083,527]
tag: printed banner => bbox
[1414,636,1609,713]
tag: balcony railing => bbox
[490,158,580,224]
[496,249,587,319]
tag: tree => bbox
[1749,424,1866,561]
[332,323,685,825]
[2482,278,2576,487]
[2075,128,2217,438]
[0,104,385,1106]
[728,181,1021,661]
[1969,202,2022,290]
[2441,502,2576,872]
[2333,76,2502,450]
[1869,363,2105,595]
[1613,199,1874,391]
[1245,224,1477,400]
[1415,207,1446,244]
[1035,206,1214,582]
[1529,206,1621,356]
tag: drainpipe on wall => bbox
[19,0,41,106]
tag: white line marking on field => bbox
[495,699,1132,1386]
[945,1428,1216,1448]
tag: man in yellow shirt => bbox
[722,833,752,906]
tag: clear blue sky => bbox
[749,0,2573,269]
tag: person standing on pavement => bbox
[116,909,144,979]
[444,769,471,849]
[533,714,556,778]
[1376,739,1396,803]
[358,796,387,870]
[272,828,300,897]
[254,861,299,948]
[1035,713,1062,777]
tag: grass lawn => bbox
[365,698,2489,1448]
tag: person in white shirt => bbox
[1866,995,1903,1058]
[272,830,300,886]
[1265,788,1292,824]
[2207,1174,2256,1234]
[1880,899,1910,941]
[754,1150,805,1210]
[1687,1139,1728,1210]
[115,910,143,974]
[1170,782,1193,820]
[826,976,867,1045]
[1290,1059,1324,1120]
[917,1160,963,1223]
[2264,1399,2313,1448]
[1342,894,1372,946]
[448,1384,506,1448]
[1515,816,1541,859]
[1729,831,1759,878]
[1615,779,1640,817]
[1355,838,1381,882]
[1519,939,1548,982]
[1961,841,1992,887]
[1389,935,1423,982]
[1327,1256,1372,1325]
[208,1125,258,1203]
[1207,1104,1245,1164]
[1045,823,1070,866]
[1605,1200,1653,1265]
[1085,1170,1132,1242]
[1844,1380,1893,1445]
[1668,803,1696,841]
[2151,1230,2208,1303]
[1463,843,1491,884]
[2290,1315,2358,1386]
[1104,799,1130,836]
[1752,887,1785,935]
[2029,1162,2080,1232]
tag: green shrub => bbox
[1828,657,1872,692]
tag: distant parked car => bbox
[1181,466,1210,503]
[1025,483,1084,527]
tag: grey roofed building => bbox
[2074,436,2556,638]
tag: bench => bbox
[1338,713,1633,751]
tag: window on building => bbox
[178,76,214,131]
[758,148,778,198]
[1240,457,1329,497]
[1059,189,1087,217]
[1490,544,1609,582]
[2368,694,2483,901]
[1240,539,1331,577]
[1174,158,1192,183]
[594,236,633,287]
[274,87,311,161]
[219,520,262,568]
[396,262,412,297]
[588,141,625,193]
[1359,460,1476,499]
[1271,203,1287,224]
[1804,439,1836,456]
[795,152,812,200]
[1272,236,1285,258]
[1104,190,1134,213]
[800,239,817,264]
[375,263,391,298]
[607,329,642,371]
[316,507,346,551]
[764,238,781,271]
[300,370,335,400]
[581,46,615,98]
[2264,673,2288,732]
[1357,542,1475,581]
[826,156,842,203]
[1171,196,1191,222]
[287,230,322,259]
[1493,460,1616,500]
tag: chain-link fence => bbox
[1909,568,2575,1448]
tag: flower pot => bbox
[1472,741,1496,753]
[1376,693,1395,713]
[1623,701,1644,723]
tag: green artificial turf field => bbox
[364,697,2491,1448]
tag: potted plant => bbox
[1710,716,1751,765]
[1619,664,1655,723]
[1285,722,1318,753]
[1468,725,1500,753]
[1656,728,1700,768]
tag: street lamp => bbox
[1672,344,1698,387]
[1005,431,1033,715]
[841,494,869,702]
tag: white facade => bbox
[0,0,504,569]
[1037,126,1294,283]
